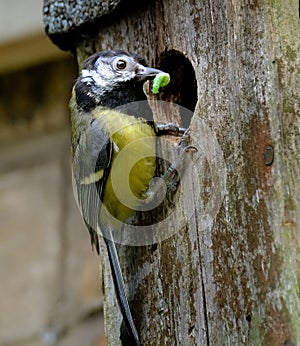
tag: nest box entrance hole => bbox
[150,50,197,128]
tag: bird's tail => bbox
[104,236,140,346]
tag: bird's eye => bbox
[115,59,127,70]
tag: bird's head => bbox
[75,50,163,111]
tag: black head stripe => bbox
[100,50,132,59]
[82,50,147,70]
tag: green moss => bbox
[286,46,297,61]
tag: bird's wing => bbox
[73,117,113,253]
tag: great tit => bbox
[70,50,184,345]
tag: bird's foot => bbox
[155,122,187,137]
[144,128,196,208]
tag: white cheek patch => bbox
[81,69,93,83]
[81,66,135,89]
[119,71,135,82]
[81,69,111,88]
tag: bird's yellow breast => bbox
[92,108,156,223]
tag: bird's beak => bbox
[137,66,164,80]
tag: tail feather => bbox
[104,236,140,346]
[86,223,140,345]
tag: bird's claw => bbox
[178,127,192,147]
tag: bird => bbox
[69,49,186,345]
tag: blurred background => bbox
[0,1,106,345]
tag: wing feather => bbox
[72,117,113,253]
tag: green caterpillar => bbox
[152,72,170,94]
